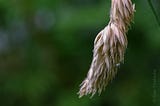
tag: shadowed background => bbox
[0,0,160,106]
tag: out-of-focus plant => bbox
[148,0,160,26]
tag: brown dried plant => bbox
[78,0,135,98]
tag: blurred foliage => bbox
[149,0,160,25]
[0,0,160,106]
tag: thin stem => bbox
[148,0,160,26]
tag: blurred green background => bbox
[0,0,160,106]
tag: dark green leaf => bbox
[148,0,160,26]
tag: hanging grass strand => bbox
[78,0,135,98]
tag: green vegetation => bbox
[0,0,160,106]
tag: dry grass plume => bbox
[78,0,135,98]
